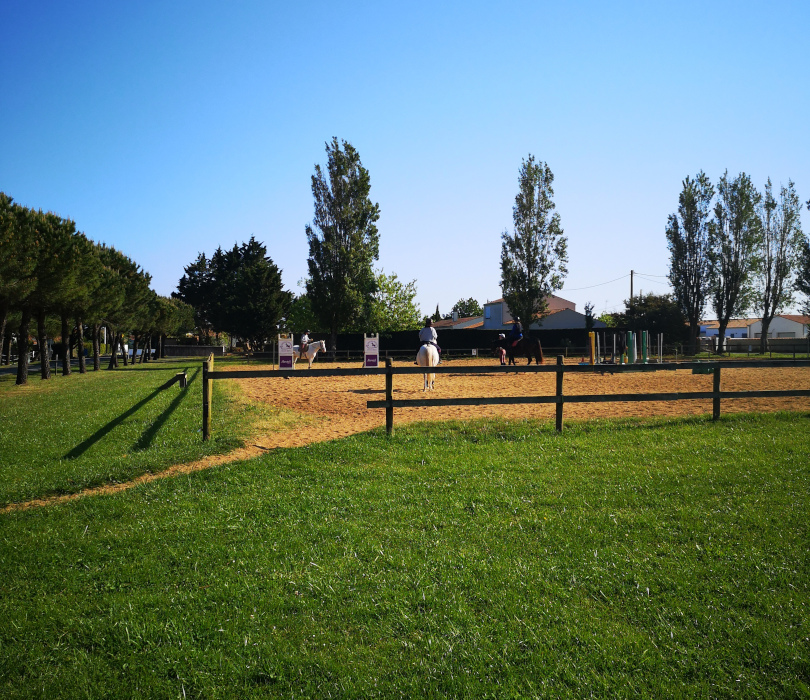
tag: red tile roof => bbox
[700,319,757,329]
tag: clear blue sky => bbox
[3,1,808,318]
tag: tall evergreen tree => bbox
[22,210,80,382]
[221,238,291,347]
[176,238,291,347]
[0,195,37,364]
[754,179,804,352]
[500,155,568,330]
[175,252,215,340]
[306,138,380,352]
[708,171,762,351]
[665,172,714,355]
[89,244,127,371]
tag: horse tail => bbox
[536,338,544,364]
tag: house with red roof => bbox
[481,296,605,331]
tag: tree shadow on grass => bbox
[132,368,199,452]
[63,368,194,460]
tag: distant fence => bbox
[164,345,226,357]
[200,354,810,439]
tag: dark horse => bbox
[492,336,544,365]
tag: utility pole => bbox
[630,269,634,301]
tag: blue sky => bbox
[3,1,808,319]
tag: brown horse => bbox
[494,336,544,365]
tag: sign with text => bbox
[364,334,379,368]
[278,333,294,369]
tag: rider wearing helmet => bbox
[418,318,441,363]
[300,330,311,357]
[507,320,523,348]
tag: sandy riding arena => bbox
[236,357,810,449]
[7,357,806,512]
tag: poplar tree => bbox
[798,201,810,315]
[666,172,714,355]
[306,138,380,352]
[708,171,762,351]
[754,179,804,353]
[500,155,568,330]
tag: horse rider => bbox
[507,320,523,348]
[300,330,311,358]
[418,318,441,363]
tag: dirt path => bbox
[5,358,808,512]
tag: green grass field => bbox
[1,362,808,697]
[0,359,303,506]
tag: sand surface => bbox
[238,357,810,448]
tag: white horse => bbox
[416,343,440,391]
[293,340,326,369]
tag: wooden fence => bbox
[201,354,810,440]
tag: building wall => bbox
[747,317,808,338]
[483,296,578,331]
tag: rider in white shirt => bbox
[418,319,440,363]
[300,330,311,356]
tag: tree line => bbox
[667,171,809,353]
[176,139,428,351]
[176,143,574,351]
[0,194,194,385]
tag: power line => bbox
[634,274,671,286]
[561,274,629,292]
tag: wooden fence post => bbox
[202,352,213,441]
[385,357,394,435]
[712,365,721,420]
[555,355,565,432]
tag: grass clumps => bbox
[1,411,808,697]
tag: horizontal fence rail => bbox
[201,354,810,439]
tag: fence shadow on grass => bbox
[63,368,192,460]
[132,368,199,452]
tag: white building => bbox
[700,315,809,339]
[747,315,809,338]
